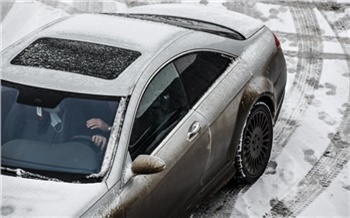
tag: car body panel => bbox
[119,110,210,217]
[1,175,107,217]
[81,180,124,217]
[195,61,252,184]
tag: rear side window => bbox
[11,38,141,80]
[129,63,189,159]
[174,52,232,107]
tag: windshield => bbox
[1,82,120,182]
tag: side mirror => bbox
[131,155,166,175]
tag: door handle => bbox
[187,121,201,142]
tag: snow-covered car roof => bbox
[1,5,264,97]
[1,13,190,96]
[39,13,188,53]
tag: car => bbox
[1,4,287,217]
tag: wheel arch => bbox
[254,94,276,124]
[227,76,276,167]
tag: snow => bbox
[1,1,68,51]
[127,4,264,38]
[323,41,345,54]
[322,10,350,38]
[314,7,336,37]
[1,175,107,216]
[1,0,350,217]
[40,13,187,52]
[255,3,296,34]
[63,0,128,13]
[299,162,350,217]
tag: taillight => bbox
[273,33,282,50]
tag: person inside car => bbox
[86,101,119,150]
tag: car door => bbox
[122,61,211,217]
[176,51,242,189]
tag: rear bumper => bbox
[272,49,287,122]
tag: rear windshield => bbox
[10,38,141,80]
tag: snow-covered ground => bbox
[1,0,349,217]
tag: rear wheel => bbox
[235,102,273,184]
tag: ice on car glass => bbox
[10,38,141,80]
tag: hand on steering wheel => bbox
[70,135,107,151]
[92,135,107,150]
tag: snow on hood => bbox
[1,175,107,217]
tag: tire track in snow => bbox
[258,0,350,10]
[273,30,350,45]
[267,112,350,217]
[283,50,350,60]
[271,4,324,162]
[266,3,350,217]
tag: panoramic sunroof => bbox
[111,13,245,40]
[11,38,141,80]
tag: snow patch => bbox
[1,1,68,51]
[255,3,296,34]
[300,162,350,217]
[323,41,345,54]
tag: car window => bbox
[129,63,189,160]
[175,52,232,107]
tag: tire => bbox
[235,102,273,184]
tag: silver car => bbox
[1,4,286,217]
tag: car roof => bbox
[34,13,190,53]
[1,13,190,96]
[2,5,263,97]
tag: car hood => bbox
[1,175,108,217]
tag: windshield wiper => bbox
[1,165,102,183]
[1,166,61,181]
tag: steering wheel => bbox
[70,135,102,153]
